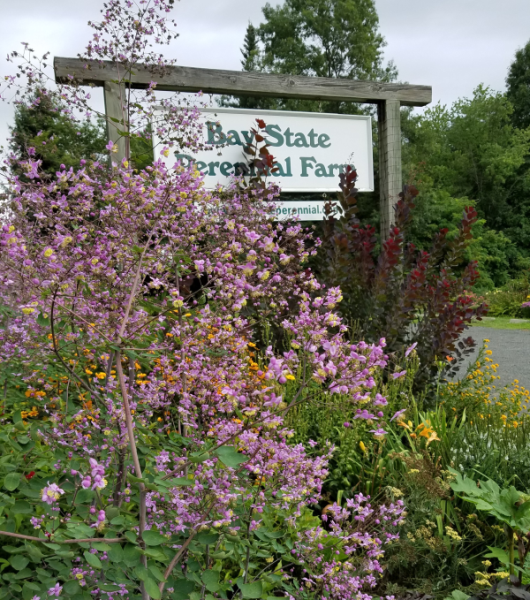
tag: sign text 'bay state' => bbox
[153,107,374,193]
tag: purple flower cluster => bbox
[0,1,409,598]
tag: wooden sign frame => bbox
[54,57,432,236]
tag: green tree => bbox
[10,89,106,177]
[507,40,530,130]
[10,89,153,175]
[230,23,275,110]
[403,87,530,229]
[402,86,530,288]
[225,0,396,114]
[241,22,260,72]
[258,0,396,81]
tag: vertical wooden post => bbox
[377,99,402,238]
[103,82,127,164]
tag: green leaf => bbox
[215,447,247,468]
[100,584,121,592]
[14,568,33,580]
[143,547,167,561]
[144,577,162,599]
[122,544,142,567]
[9,556,29,571]
[166,477,193,487]
[36,313,50,327]
[22,583,41,600]
[201,570,220,593]
[63,580,81,594]
[237,580,263,599]
[83,550,102,569]
[148,564,166,583]
[484,546,511,566]
[135,565,149,582]
[196,533,219,545]
[105,507,120,522]
[123,531,137,544]
[445,591,470,600]
[12,501,32,515]
[188,452,210,464]
[171,579,195,600]
[142,530,166,546]
[75,489,95,504]
[4,473,21,491]
[107,544,124,563]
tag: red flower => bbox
[256,118,266,129]
[25,471,35,480]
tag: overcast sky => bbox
[1,0,530,145]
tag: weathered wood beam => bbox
[103,82,127,164]
[378,99,403,238]
[54,57,432,107]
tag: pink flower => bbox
[41,483,64,505]
[391,409,406,422]
[370,428,388,439]
[47,583,62,597]
[405,342,417,357]
[392,370,407,380]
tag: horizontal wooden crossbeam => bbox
[54,57,432,107]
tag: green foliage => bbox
[9,90,106,177]
[258,0,394,81]
[481,279,530,317]
[225,0,396,113]
[8,89,153,177]
[0,382,322,600]
[241,23,260,73]
[450,471,530,533]
[507,40,530,130]
[404,86,530,230]
[450,471,530,577]
[402,86,530,288]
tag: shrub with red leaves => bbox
[317,167,488,395]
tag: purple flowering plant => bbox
[0,2,406,599]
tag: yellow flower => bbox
[95,372,106,380]
[44,248,54,258]
[359,441,367,454]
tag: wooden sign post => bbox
[54,58,431,237]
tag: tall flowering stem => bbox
[0,2,407,599]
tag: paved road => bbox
[457,326,530,390]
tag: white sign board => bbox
[273,200,339,221]
[154,107,374,192]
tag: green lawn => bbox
[471,317,530,330]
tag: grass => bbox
[471,317,530,330]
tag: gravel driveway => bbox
[457,326,530,390]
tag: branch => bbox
[0,530,123,544]
[50,296,99,399]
